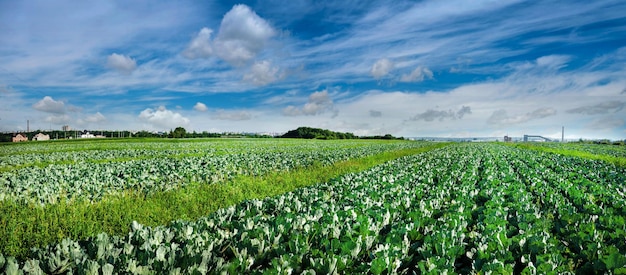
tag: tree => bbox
[169,127,187,138]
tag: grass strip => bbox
[508,143,626,167]
[0,143,448,260]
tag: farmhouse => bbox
[12,133,28,142]
[33,133,50,141]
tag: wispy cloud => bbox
[400,67,433,82]
[487,108,557,126]
[212,110,252,121]
[567,101,624,115]
[409,106,471,122]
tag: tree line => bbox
[280,127,403,140]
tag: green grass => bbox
[508,143,626,167]
[0,143,448,259]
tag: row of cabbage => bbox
[0,140,427,205]
[523,142,626,158]
[0,139,398,169]
[2,143,624,274]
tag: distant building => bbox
[33,133,50,141]
[62,125,71,131]
[504,135,512,142]
[80,131,95,138]
[12,133,28,142]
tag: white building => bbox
[33,133,50,141]
[80,132,95,138]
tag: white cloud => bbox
[107,53,137,74]
[370,58,394,79]
[212,110,252,121]
[183,27,214,59]
[243,60,280,86]
[487,107,557,126]
[400,66,434,82]
[283,90,335,116]
[213,4,276,66]
[138,106,190,129]
[33,96,65,114]
[194,102,208,112]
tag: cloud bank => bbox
[488,108,557,126]
[567,101,624,115]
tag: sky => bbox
[1,0,625,140]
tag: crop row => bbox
[0,139,408,169]
[2,143,624,273]
[0,140,428,205]
[521,142,626,158]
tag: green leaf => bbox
[370,257,386,275]
[603,251,626,270]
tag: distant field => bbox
[509,142,626,167]
[1,140,625,273]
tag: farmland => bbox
[0,139,442,260]
[1,140,626,273]
[0,139,430,205]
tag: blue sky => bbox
[1,0,625,139]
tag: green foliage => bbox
[280,126,403,140]
[0,139,442,260]
[281,126,358,139]
[168,127,187,138]
[1,143,625,274]
[509,142,626,167]
[0,139,430,204]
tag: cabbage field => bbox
[1,139,626,274]
[0,139,432,205]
